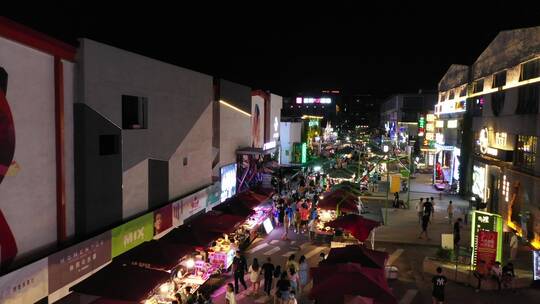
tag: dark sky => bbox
[5,1,540,97]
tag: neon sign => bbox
[296,97,331,104]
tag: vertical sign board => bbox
[471,211,503,268]
[301,142,307,164]
[111,213,154,258]
[0,258,48,304]
[534,250,540,281]
[48,231,111,293]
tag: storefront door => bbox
[489,175,499,214]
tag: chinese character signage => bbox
[48,232,111,293]
[0,258,48,304]
[111,213,153,258]
[471,211,502,268]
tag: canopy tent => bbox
[114,240,195,272]
[327,168,355,179]
[317,194,359,214]
[213,197,254,217]
[327,214,380,242]
[71,263,169,303]
[322,245,387,269]
[160,224,223,248]
[189,211,246,234]
[309,263,396,304]
[323,189,358,200]
[236,190,269,209]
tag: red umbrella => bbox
[309,263,396,304]
[327,214,380,241]
[323,245,387,269]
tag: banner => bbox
[0,258,48,304]
[471,211,503,268]
[476,230,498,268]
[153,204,172,237]
[111,213,153,258]
[206,182,221,209]
[48,231,111,293]
[172,188,208,225]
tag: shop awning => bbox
[71,263,169,303]
[318,195,359,214]
[189,211,246,234]
[322,245,387,269]
[327,214,380,242]
[251,186,274,198]
[160,224,223,248]
[236,190,270,209]
[213,197,255,217]
[114,240,195,271]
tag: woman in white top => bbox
[225,283,236,304]
[249,258,261,294]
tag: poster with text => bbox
[154,204,173,237]
[0,258,48,304]
[48,231,111,293]
[476,230,498,268]
[111,213,153,257]
[206,182,221,210]
[172,198,183,227]
[182,190,207,220]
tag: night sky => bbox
[5,1,540,97]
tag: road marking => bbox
[398,289,418,304]
[248,243,269,254]
[263,246,281,255]
[387,248,404,265]
[305,246,326,259]
[282,251,296,257]
[270,240,280,245]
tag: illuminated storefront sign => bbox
[534,250,540,280]
[435,133,444,145]
[295,97,332,104]
[426,123,434,132]
[495,132,507,146]
[425,133,434,141]
[308,119,319,127]
[435,99,467,115]
[479,128,489,154]
[471,211,503,268]
[220,163,237,202]
[472,165,487,200]
[418,116,425,137]
[263,141,276,150]
[273,117,279,139]
[301,142,307,163]
[435,120,444,128]
[426,114,435,122]
[502,175,510,202]
[477,128,513,161]
[447,120,458,128]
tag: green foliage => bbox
[435,248,455,261]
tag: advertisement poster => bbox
[173,198,183,227]
[111,213,153,258]
[251,96,265,148]
[476,230,498,268]
[182,190,207,219]
[534,250,540,281]
[153,205,173,237]
[206,182,221,210]
[220,163,237,203]
[0,258,48,304]
[471,211,503,267]
[48,231,111,293]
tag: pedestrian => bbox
[225,283,236,304]
[288,267,299,294]
[510,232,519,261]
[416,198,424,223]
[276,272,291,304]
[277,199,285,227]
[447,201,453,224]
[282,205,291,240]
[294,208,301,234]
[232,251,248,294]
[423,198,434,222]
[273,265,282,291]
[418,212,431,240]
[319,252,326,264]
[453,218,462,256]
[432,267,447,304]
[298,256,309,295]
[394,192,400,208]
[261,257,275,296]
[490,261,502,291]
[309,216,318,242]
[285,254,299,273]
[502,262,516,292]
[249,258,261,295]
[473,259,488,292]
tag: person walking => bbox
[282,204,292,240]
[285,255,299,273]
[261,257,275,296]
[510,233,519,261]
[249,258,261,295]
[288,267,300,295]
[419,212,431,240]
[432,267,447,304]
[416,198,424,223]
[232,251,248,294]
[225,283,236,304]
[309,216,318,242]
[294,208,302,234]
[490,261,502,291]
[447,201,453,224]
[393,192,400,208]
[502,262,516,292]
[453,218,463,257]
[298,256,309,295]
[276,272,291,304]
[473,259,488,292]
[423,198,434,222]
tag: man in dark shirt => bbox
[453,218,463,256]
[432,267,447,303]
[261,257,275,295]
[232,251,248,293]
[423,199,434,220]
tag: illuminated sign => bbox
[308,120,319,127]
[435,120,444,128]
[502,175,510,202]
[534,250,540,280]
[301,142,307,163]
[273,117,279,139]
[263,141,276,150]
[435,99,467,115]
[426,123,435,132]
[435,133,444,145]
[495,132,507,147]
[426,114,435,122]
[479,128,489,154]
[220,163,237,202]
[447,120,458,128]
[296,97,332,104]
[263,218,274,234]
[418,116,425,128]
[425,133,434,140]
[471,211,503,268]
[472,165,487,200]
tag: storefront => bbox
[433,144,460,192]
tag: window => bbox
[516,84,539,114]
[440,93,446,102]
[449,90,455,100]
[492,71,507,88]
[99,135,120,155]
[520,58,540,81]
[183,157,188,166]
[515,135,537,171]
[473,79,484,93]
[491,92,505,116]
[122,95,148,129]
[459,87,467,97]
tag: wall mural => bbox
[0,67,18,270]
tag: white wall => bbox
[122,159,149,219]
[280,122,302,164]
[219,103,251,168]
[0,37,72,258]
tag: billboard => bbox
[220,163,237,202]
[111,213,154,258]
[153,205,173,237]
[0,258,48,304]
[471,211,503,268]
[251,95,265,148]
[48,231,111,293]
[295,97,332,104]
[206,182,221,210]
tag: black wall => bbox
[74,103,123,236]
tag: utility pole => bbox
[406,144,413,209]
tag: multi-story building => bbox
[339,94,380,131]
